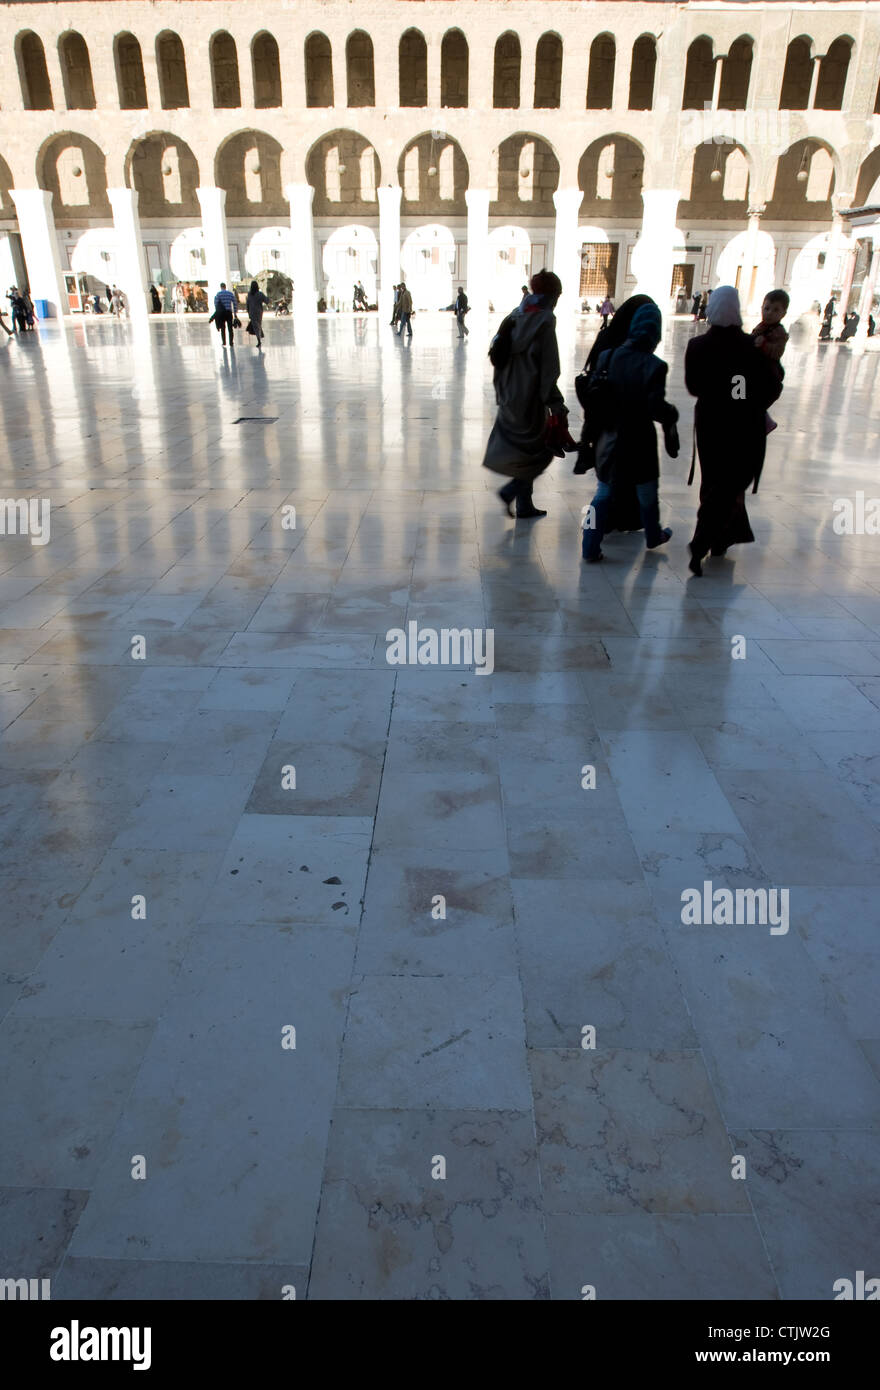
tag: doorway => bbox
[579,242,619,299]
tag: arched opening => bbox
[719,36,752,110]
[678,142,750,220]
[815,37,852,111]
[59,33,95,110]
[321,225,378,310]
[441,29,468,108]
[399,133,468,213]
[217,131,286,216]
[38,133,110,220]
[779,38,813,110]
[157,32,189,109]
[252,33,281,108]
[578,136,644,218]
[399,29,427,107]
[493,33,521,110]
[682,37,714,110]
[534,33,562,109]
[401,225,456,310]
[305,33,333,107]
[17,32,53,110]
[115,33,147,110]
[586,34,615,110]
[628,36,656,110]
[491,134,559,215]
[854,146,880,207]
[766,139,835,219]
[488,226,533,312]
[306,130,380,216]
[211,32,241,109]
[126,134,200,217]
[245,230,295,299]
[346,31,374,107]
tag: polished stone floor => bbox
[1,310,879,1300]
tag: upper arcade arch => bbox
[59,32,95,111]
[115,32,147,110]
[346,30,374,107]
[305,32,334,108]
[17,31,53,110]
[252,33,282,109]
[534,33,563,110]
[441,29,468,109]
[157,31,189,110]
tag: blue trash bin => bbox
[34,299,50,320]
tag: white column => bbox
[552,187,583,319]
[520,40,536,111]
[285,182,317,324]
[378,185,402,324]
[465,188,490,318]
[808,54,822,109]
[108,188,149,321]
[0,233,17,297]
[196,186,230,299]
[741,207,763,315]
[853,240,879,347]
[632,189,680,314]
[10,189,66,318]
[711,56,724,109]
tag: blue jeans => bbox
[397,312,412,337]
[582,479,663,559]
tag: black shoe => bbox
[515,504,547,519]
[688,543,703,577]
[498,483,517,517]
[647,527,673,550]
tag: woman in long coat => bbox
[685,285,782,576]
[483,270,569,519]
[582,302,678,562]
[246,280,268,347]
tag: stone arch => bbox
[534,33,562,110]
[252,32,282,109]
[306,130,380,216]
[346,30,374,107]
[115,33,147,110]
[779,37,813,110]
[157,31,189,109]
[0,154,15,217]
[125,133,199,217]
[217,131,286,216]
[682,36,714,110]
[719,36,752,110]
[400,29,427,107]
[441,29,468,108]
[855,146,880,207]
[211,32,241,109]
[16,31,53,110]
[578,135,644,218]
[400,225,456,310]
[493,32,521,110]
[305,33,333,108]
[399,132,468,213]
[766,138,837,219]
[587,33,615,110]
[492,133,559,216]
[38,132,110,220]
[678,140,752,221]
[59,32,95,111]
[815,36,853,111]
[629,35,656,111]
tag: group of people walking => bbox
[482,270,786,575]
[2,286,35,334]
[210,281,269,348]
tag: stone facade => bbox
[0,0,878,321]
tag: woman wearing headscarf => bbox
[684,285,783,576]
[581,302,679,563]
[246,280,268,347]
[483,269,571,519]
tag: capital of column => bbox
[284,182,315,211]
[553,188,583,216]
[197,185,227,215]
[378,185,403,211]
[10,188,54,215]
[747,203,766,222]
[465,189,490,212]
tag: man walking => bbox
[396,282,413,339]
[214,281,237,347]
[452,286,469,338]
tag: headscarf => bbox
[627,303,662,351]
[706,285,742,328]
[584,293,655,372]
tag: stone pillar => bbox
[837,235,858,316]
[807,54,822,110]
[285,182,317,322]
[853,239,879,346]
[552,188,583,318]
[427,36,442,109]
[632,189,680,312]
[520,38,536,111]
[10,189,66,318]
[741,205,764,315]
[378,184,402,324]
[465,188,490,318]
[108,188,149,321]
[196,186,230,299]
[711,56,724,109]
[611,44,629,112]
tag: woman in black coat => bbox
[582,302,678,562]
[685,285,783,576]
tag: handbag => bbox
[545,413,578,459]
[572,437,595,475]
[233,315,242,329]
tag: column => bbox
[196,186,230,299]
[10,189,66,318]
[520,40,536,112]
[632,189,680,312]
[711,56,724,110]
[108,188,149,321]
[837,236,857,316]
[807,55,821,110]
[741,205,763,315]
[552,188,583,319]
[853,239,879,347]
[285,182,317,324]
[427,36,442,109]
[465,188,490,318]
[378,184,402,324]
[0,233,18,295]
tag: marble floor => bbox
[0,310,879,1301]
